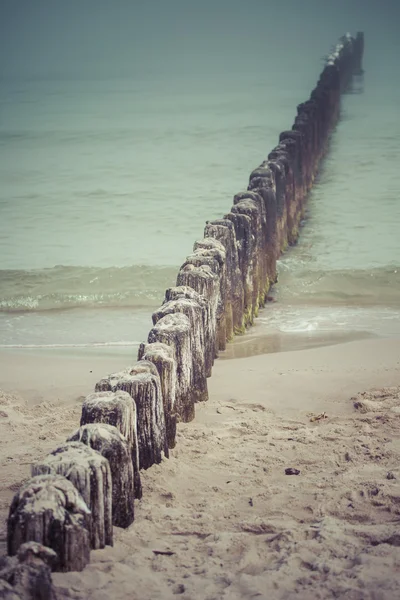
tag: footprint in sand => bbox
[352,386,400,414]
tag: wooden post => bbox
[247,168,279,286]
[234,190,271,310]
[0,581,20,600]
[192,238,228,351]
[193,237,226,266]
[278,134,303,219]
[176,263,220,359]
[68,423,135,529]
[7,475,91,572]
[147,313,195,423]
[16,541,57,567]
[227,209,254,327]
[0,542,57,600]
[181,249,227,352]
[32,442,113,550]
[268,144,299,245]
[353,32,364,75]
[152,298,208,404]
[204,219,245,339]
[230,197,262,322]
[184,245,229,350]
[137,341,177,449]
[80,390,142,500]
[96,361,168,468]
[165,285,213,378]
[264,158,288,254]
[279,130,306,205]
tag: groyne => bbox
[2,32,364,587]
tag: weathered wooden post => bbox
[247,168,278,287]
[310,89,327,168]
[32,442,113,550]
[96,361,168,469]
[80,390,142,500]
[68,423,135,528]
[278,135,302,216]
[164,285,213,378]
[0,542,57,599]
[264,158,289,254]
[137,341,177,448]
[279,130,307,205]
[320,64,341,130]
[223,210,253,329]
[180,249,226,352]
[230,195,264,321]
[0,580,20,600]
[185,242,230,349]
[177,263,220,360]
[7,475,91,572]
[147,312,195,422]
[152,297,208,405]
[268,144,298,245]
[353,32,364,75]
[204,218,245,338]
[192,238,228,353]
[233,190,270,309]
[193,237,226,267]
[310,83,333,162]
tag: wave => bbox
[0,341,140,349]
[0,265,178,313]
[0,128,142,146]
[274,265,400,307]
[2,263,399,315]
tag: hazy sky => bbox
[1,0,399,79]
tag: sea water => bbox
[1,21,399,355]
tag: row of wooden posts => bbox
[6,33,364,573]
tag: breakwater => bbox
[2,32,364,587]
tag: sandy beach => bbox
[1,2,400,597]
[1,336,400,599]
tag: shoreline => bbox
[2,294,399,360]
[0,325,397,407]
[0,327,394,406]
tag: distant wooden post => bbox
[223,211,252,324]
[268,144,298,245]
[247,167,278,284]
[353,32,364,75]
[233,197,263,315]
[234,190,270,313]
[7,475,91,572]
[32,442,113,550]
[204,219,245,338]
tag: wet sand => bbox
[219,327,378,360]
[1,337,400,599]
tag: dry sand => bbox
[1,337,400,599]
